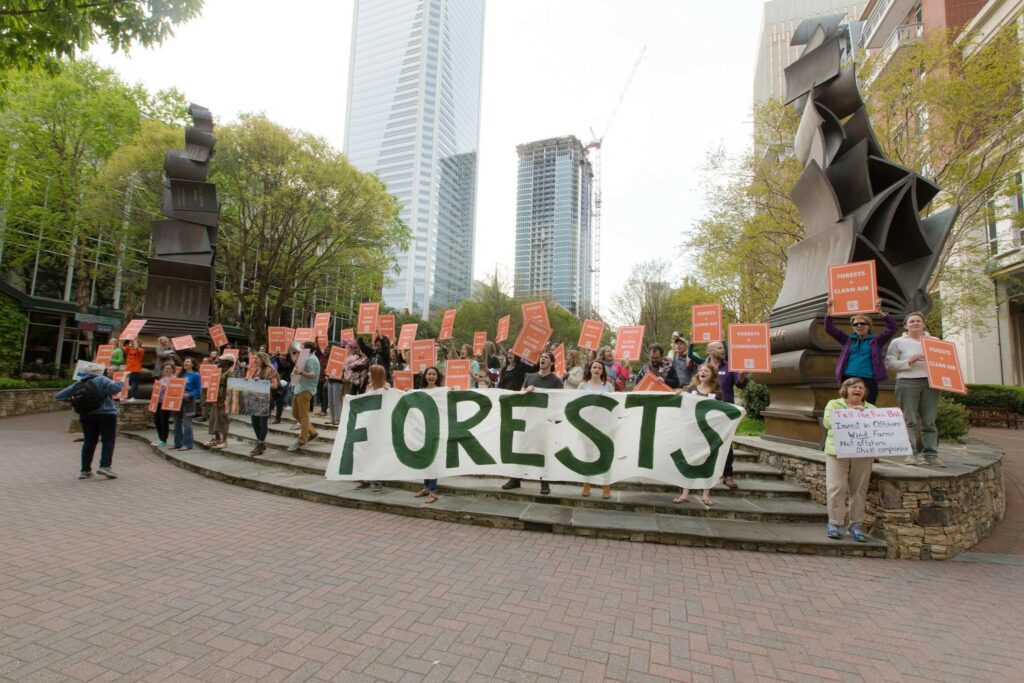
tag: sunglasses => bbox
[852,322,869,327]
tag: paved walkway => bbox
[1,411,1022,682]
[968,427,1024,555]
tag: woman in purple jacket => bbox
[824,299,898,405]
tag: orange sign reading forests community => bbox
[205,367,222,403]
[409,339,436,374]
[521,300,549,328]
[94,344,114,367]
[922,337,967,394]
[828,260,878,316]
[511,319,552,365]
[292,327,315,344]
[692,305,723,343]
[199,363,218,389]
[378,314,396,342]
[209,324,228,348]
[119,319,147,341]
[112,371,129,400]
[393,370,414,391]
[397,324,417,351]
[147,386,160,413]
[727,323,772,373]
[473,331,487,356]
[313,312,331,338]
[445,359,472,390]
[495,315,510,343]
[634,372,673,392]
[162,378,186,412]
[578,319,605,351]
[357,302,379,335]
[171,335,196,351]
[325,346,348,380]
[552,344,566,378]
[268,327,292,354]
[614,326,645,362]
[438,309,457,340]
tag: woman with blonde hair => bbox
[564,349,584,388]
[204,354,235,450]
[822,377,875,542]
[248,352,280,456]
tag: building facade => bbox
[513,136,594,317]
[343,0,485,317]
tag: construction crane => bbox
[585,46,645,319]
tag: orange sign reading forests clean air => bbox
[511,319,553,365]
[324,346,348,380]
[445,359,471,390]
[828,260,878,316]
[614,326,645,361]
[292,327,315,344]
[112,371,129,400]
[496,315,510,343]
[162,378,186,412]
[393,371,414,391]
[521,300,549,328]
[410,339,436,374]
[922,337,967,394]
[472,331,487,356]
[209,324,228,348]
[378,314,396,342]
[94,344,114,367]
[397,324,417,351]
[317,335,329,352]
[119,319,147,341]
[578,319,605,351]
[552,344,566,377]
[438,309,457,340]
[171,335,196,351]
[199,363,217,389]
[727,323,772,373]
[205,367,222,403]
[313,312,331,339]
[147,386,160,413]
[340,328,355,343]
[357,302,379,335]
[692,305,723,343]
[268,327,292,354]
[634,372,673,392]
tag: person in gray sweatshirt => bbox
[885,312,943,467]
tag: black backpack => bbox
[69,375,106,413]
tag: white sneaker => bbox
[904,455,923,465]
[287,441,302,452]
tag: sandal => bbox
[425,493,439,504]
[213,441,228,450]
[414,488,430,498]
[673,493,689,504]
[202,440,217,447]
[701,496,714,506]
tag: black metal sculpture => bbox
[759,16,958,447]
[143,104,219,335]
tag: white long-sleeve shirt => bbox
[885,334,928,379]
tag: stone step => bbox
[124,431,885,557]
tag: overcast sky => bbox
[89,0,768,316]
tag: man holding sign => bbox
[501,350,563,495]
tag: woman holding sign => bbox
[822,378,874,542]
[151,362,176,447]
[885,312,942,467]
[173,358,201,451]
[414,366,444,504]
[579,359,614,499]
[824,300,897,405]
[674,364,721,507]
[248,352,280,456]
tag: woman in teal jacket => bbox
[823,377,875,542]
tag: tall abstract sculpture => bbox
[759,16,958,448]
[143,104,219,335]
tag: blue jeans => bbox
[128,372,140,400]
[424,479,438,492]
[173,408,194,448]
[80,413,117,472]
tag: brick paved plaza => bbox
[2,411,1023,682]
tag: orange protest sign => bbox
[120,319,147,341]
[171,335,196,351]
[692,305,723,344]
[445,359,471,390]
[205,367,222,403]
[393,370,414,391]
[94,344,114,367]
[199,363,217,389]
[553,344,566,378]
[727,323,772,373]
[378,314,396,342]
[340,328,355,343]
[293,327,315,344]
[325,346,348,380]
[313,312,331,338]
[410,339,436,374]
[397,323,417,351]
[162,378,186,412]
[472,331,487,356]
[521,300,549,328]
[922,338,967,394]
[317,335,328,352]
[614,326,645,362]
[112,371,129,400]
[634,372,673,392]
[268,327,293,354]
[246,359,258,379]
[147,385,160,413]
[578,319,605,351]
[357,303,379,335]
[438,308,457,340]
[209,324,228,348]
[496,315,510,343]
[828,260,878,316]
[511,319,552,365]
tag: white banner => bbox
[326,388,745,489]
[829,407,913,458]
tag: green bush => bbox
[736,416,765,436]
[0,295,27,376]
[0,378,28,390]
[949,384,1024,414]
[0,378,73,390]
[937,398,970,441]
[739,380,771,420]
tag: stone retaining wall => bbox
[735,436,1006,560]
[0,388,68,418]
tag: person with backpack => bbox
[55,364,125,479]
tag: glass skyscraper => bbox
[344,0,484,316]
[514,136,594,317]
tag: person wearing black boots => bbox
[501,351,562,495]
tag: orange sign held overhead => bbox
[393,371,414,391]
[325,346,348,380]
[199,363,218,389]
[313,312,331,339]
[511,319,552,365]
[209,324,228,348]
[727,323,772,373]
[410,339,436,374]
[922,338,967,394]
[472,331,487,356]
[578,319,605,351]
[205,367,222,403]
[552,344,566,378]
[397,324,417,351]
[521,300,549,328]
[171,335,196,351]
[119,319,147,341]
[634,372,673,392]
[692,305,723,344]
[317,335,329,352]
[828,260,878,316]
[378,314,396,342]
[445,359,472,390]
[340,328,355,343]
[614,326,645,362]
[438,309,457,341]
[94,344,114,367]
[292,328,315,344]
[162,378,186,412]
[268,327,293,354]
[357,302,379,335]
[496,315,510,343]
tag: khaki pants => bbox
[825,454,873,525]
[292,391,318,444]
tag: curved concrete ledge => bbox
[735,435,1007,559]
